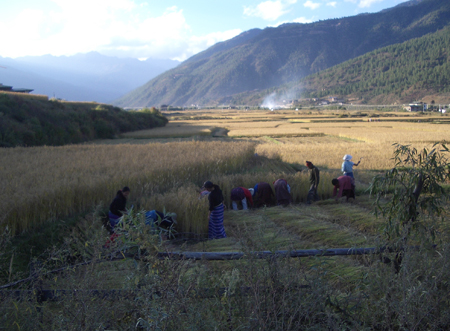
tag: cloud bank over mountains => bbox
[1,0,409,62]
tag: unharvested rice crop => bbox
[122,121,215,138]
[304,122,450,143]
[142,172,335,237]
[1,141,254,233]
[255,121,450,170]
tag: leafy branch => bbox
[370,143,450,246]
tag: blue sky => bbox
[0,0,410,61]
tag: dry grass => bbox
[1,141,254,233]
[303,121,450,143]
[4,108,449,234]
[121,121,216,138]
[0,91,49,101]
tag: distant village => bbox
[1,83,448,114]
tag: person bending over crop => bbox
[332,176,355,202]
[273,179,292,206]
[203,181,226,239]
[253,182,274,207]
[108,186,130,229]
[230,187,254,210]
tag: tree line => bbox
[0,94,168,147]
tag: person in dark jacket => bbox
[108,186,130,229]
[253,182,274,207]
[273,179,292,206]
[203,180,226,239]
[306,161,320,204]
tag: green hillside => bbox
[115,0,450,107]
[304,26,450,104]
[226,25,450,106]
[0,93,168,147]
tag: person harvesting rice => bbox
[230,187,254,210]
[306,161,320,204]
[341,154,361,178]
[273,179,292,206]
[253,182,274,207]
[332,176,355,202]
[203,181,226,239]
[108,186,130,229]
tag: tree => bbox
[370,143,450,247]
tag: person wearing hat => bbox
[306,161,320,204]
[108,186,130,230]
[230,187,254,210]
[203,181,226,239]
[341,154,360,178]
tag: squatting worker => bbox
[332,176,355,202]
[230,187,254,210]
[109,186,130,229]
[203,181,226,239]
[341,154,361,178]
[306,161,320,204]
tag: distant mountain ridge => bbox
[222,25,450,106]
[114,0,450,107]
[0,53,179,103]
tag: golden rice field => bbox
[3,108,450,235]
[1,141,254,233]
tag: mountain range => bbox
[0,53,179,103]
[114,0,450,108]
[224,25,450,106]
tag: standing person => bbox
[230,187,254,210]
[203,181,226,239]
[253,182,274,207]
[306,161,320,204]
[108,186,130,229]
[332,176,355,202]
[341,154,361,178]
[273,179,292,206]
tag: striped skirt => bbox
[208,203,226,239]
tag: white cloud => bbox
[327,2,338,7]
[243,0,299,21]
[270,15,313,27]
[293,17,314,23]
[0,1,241,61]
[358,0,383,8]
[303,1,321,10]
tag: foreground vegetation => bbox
[2,109,450,329]
[0,93,168,147]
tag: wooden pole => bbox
[157,247,381,260]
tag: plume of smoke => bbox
[260,87,300,109]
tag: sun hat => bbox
[343,154,352,161]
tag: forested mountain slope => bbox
[115,0,450,107]
[225,25,450,106]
